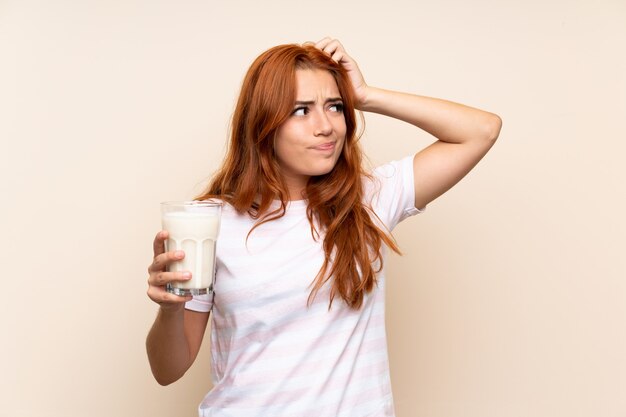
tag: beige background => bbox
[1,0,625,416]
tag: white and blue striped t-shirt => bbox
[186,155,422,417]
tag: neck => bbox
[282,175,308,201]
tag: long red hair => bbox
[196,44,400,309]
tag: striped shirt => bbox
[186,155,421,417]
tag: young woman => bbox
[146,38,501,417]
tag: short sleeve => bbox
[366,154,424,231]
[185,292,214,313]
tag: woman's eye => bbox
[292,107,308,116]
[329,103,344,112]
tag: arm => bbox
[362,88,501,209]
[145,231,210,385]
[146,308,209,385]
[315,38,502,209]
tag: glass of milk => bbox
[160,200,222,296]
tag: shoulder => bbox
[363,155,423,229]
[364,155,415,200]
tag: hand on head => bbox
[306,37,369,109]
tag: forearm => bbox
[360,87,501,144]
[146,307,192,385]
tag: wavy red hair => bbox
[196,44,400,309]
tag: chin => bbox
[309,161,339,177]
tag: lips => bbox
[311,141,335,151]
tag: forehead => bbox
[294,68,340,99]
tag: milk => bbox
[161,206,221,296]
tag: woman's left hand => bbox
[312,37,369,109]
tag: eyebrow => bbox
[294,97,343,105]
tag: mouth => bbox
[311,141,336,151]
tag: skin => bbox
[146,37,502,385]
[274,68,347,200]
[312,37,502,210]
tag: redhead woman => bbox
[146,38,501,417]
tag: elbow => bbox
[156,378,174,387]
[148,356,186,386]
[152,370,182,386]
[484,113,502,143]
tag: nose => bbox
[313,110,333,137]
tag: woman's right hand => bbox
[312,37,369,109]
[146,230,192,312]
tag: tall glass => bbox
[160,200,222,296]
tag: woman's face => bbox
[274,68,347,199]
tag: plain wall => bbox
[1,0,625,416]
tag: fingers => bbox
[147,230,192,308]
[146,282,192,307]
[146,255,192,306]
[149,270,191,287]
[314,37,336,51]
[148,249,184,274]
[146,270,192,308]
[153,230,168,257]
[147,252,191,289]
[313,37,348,64]
[308,36,368,107]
